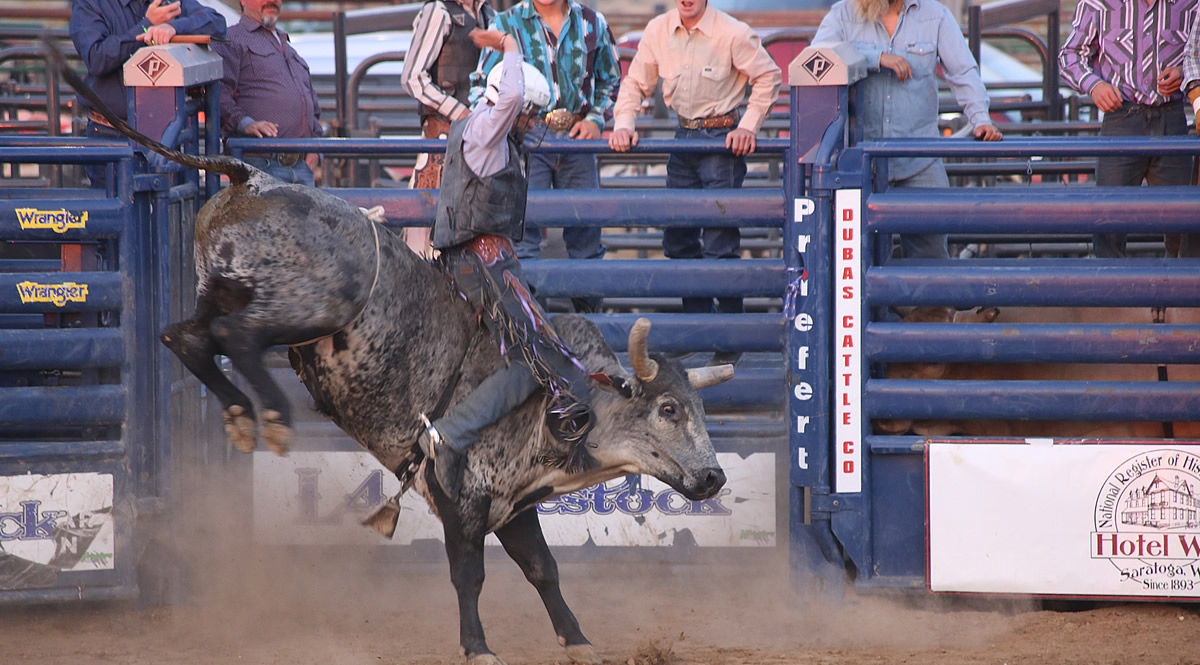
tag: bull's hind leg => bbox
[161,304,258,452]
[207,311,309,456]
[495,509,600,664]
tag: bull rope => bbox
[290,214,382,348]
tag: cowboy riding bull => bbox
[51,32,733,665]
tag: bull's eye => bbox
[659,403,677,418]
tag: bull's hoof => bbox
[466,654,507,665]
[224,405,257,453]
[260,410,293,456]
[564,643,601,664]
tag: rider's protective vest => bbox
[432,118,528,249]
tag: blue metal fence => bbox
[789,73,1200,595]
[0,72,217,601]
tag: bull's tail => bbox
[43,38,252,186]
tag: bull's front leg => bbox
[438,493,501,664]
[494,509,600,665]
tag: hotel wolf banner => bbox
[928,442,1200,598]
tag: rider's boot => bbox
[419,417,466,501]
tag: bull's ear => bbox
[686,364,734,389]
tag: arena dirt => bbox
[3,470,1198,665]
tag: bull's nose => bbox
[701,467,726,495]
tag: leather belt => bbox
[537,108,585,132]
[88,110,114,128]
[246,152,303,167]
[678,110,739,130]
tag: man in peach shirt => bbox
[610,0,780,365]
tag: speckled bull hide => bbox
[50,42,734,665]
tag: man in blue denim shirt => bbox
[609,0,781,365]
[814,0,1002,259]
[472,0,621,313]
[69,0,226,188]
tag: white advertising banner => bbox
[0,472,116,590]
[928,442,1200,598]
[833,188,862,493]
[253,452,777,548]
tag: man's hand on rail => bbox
[244,120,279,138]
[608,128,638,152]
[973,123,1003,141]
[138,23,176,46]
[726,128,757,156]
[879,53,911,82]
[1088,81,1123,113]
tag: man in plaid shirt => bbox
[471,0,621,313]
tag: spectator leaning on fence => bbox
[69,0,226,189]
[471,0,622,314]
[1060,0,1199,259]
[212,0,324,187]
[401,0,495,255]
[609,0,781,363]
[813,0,1001,261]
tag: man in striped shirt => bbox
[472,0,622,313]
[401,0,494,255]
[1059,0,1199,258]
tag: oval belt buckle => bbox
[545,108,574,132]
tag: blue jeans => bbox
[1094,100,1195,258]
[890,160,951,260]
[243,155,315,187]
[517,130,605,312]
[84,120,127,190]
[663,125,746,314]
[515,131,606,262]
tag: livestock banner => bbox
[252,452,777,548]
[928,441,1200,598]
[0,472,115,590]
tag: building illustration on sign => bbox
[1120,474,1199,530]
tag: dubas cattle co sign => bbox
[928,442,1200,598]
[833,190,862,493]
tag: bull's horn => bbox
[687,364,734,389]
[628,317,658,382]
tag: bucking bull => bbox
[51,46,733,664]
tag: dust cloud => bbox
[3,454,1197,665]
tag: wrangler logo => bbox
[14,208,88,233]
[16,281,89,307]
